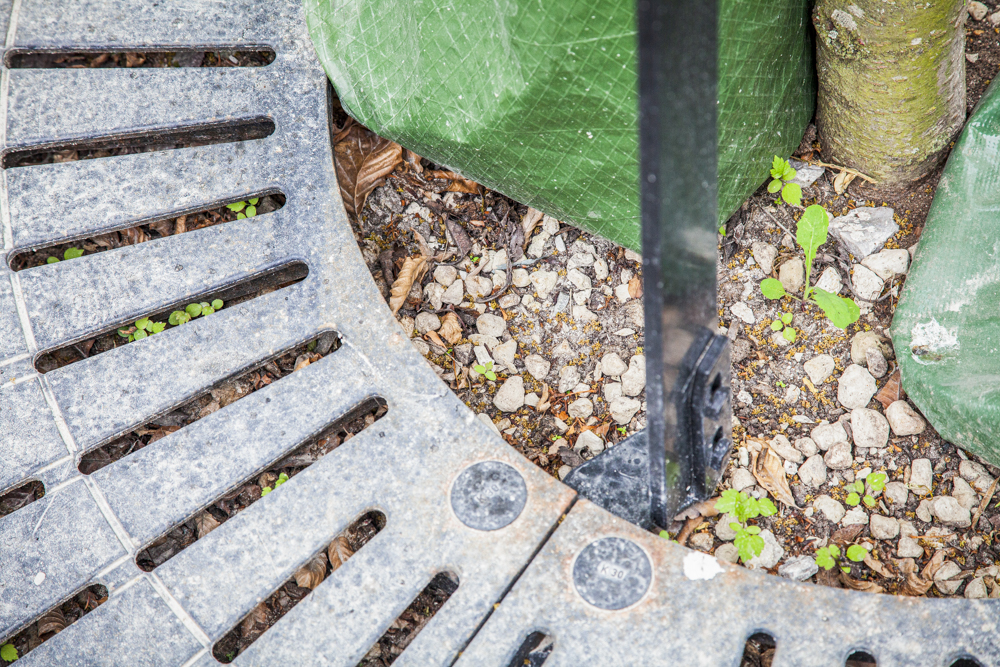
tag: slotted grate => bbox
[2,2,1000,666]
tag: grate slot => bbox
[846,651,877,666]
[740,632,777,667]
[506,631,554,667]
[0,584,107,663]
[0,479,44,520]
[7,49,276,69]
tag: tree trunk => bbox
[814,0,966,185]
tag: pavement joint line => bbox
[0,0,15,252]
[81,475,140,554]
[146,571,213,648]
[42,470,84,496]
[0,352,30,368]
[96,553,134,581]
[0,370,38,387]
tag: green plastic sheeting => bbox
[892,81,1000,467]
[304,0,814,251]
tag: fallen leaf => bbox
[815,567,843,588]
[900,572,934,596]
[833,169,856,195]
[863,553,895,578]
[293,354,312,372]
[627,276,643,299]
[328,535,355,572]
[403,148,423,173]
[125,52,145,67]
[425,330,447,350]
[875,369,902,409]
[521,207,544,243]
[750,447,798,508]
[439,312,463,344]
[334,123,404,217]
[294,552,328,590]
[174,215,187,235]
[536,383,551,412]
[921,548,952,581]
[972,475,1000,529]
[379,249,396,284]
[839,571,883,593]
[389,256,427,315]
[446,177,481,194]
[444,216,473,258]
[37,607,66,639]
[195,512,221,539]
[241,603,268,638]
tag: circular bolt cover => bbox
[572,537,652,610]
[450,461,527,531]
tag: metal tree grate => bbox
[0,2,999,666]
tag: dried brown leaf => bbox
[863,553,895,579]
[921,548,952,581]
[294,552,328,590]
[389,256,428,315]
[521,207,544,242]
[838,571,883,593]
[750,447,798,508]
[328,535,355,573]
[446,177,481,194]
[536,383,551,412]
[195,512,221,539]
[91,232,120,249]
[293,354,312,372]
[120,226,148,246]
[627,276,643,299]
[875,369,902,409]
[900,572,934,596]
[425,330,447,351]
[833,169,856,195]
[831,524,864,545]
[37,608,66,638]
[333,123,404,217]
[174,215,187,235]
[440,312,463,344]
[444,216,473,258]
[403,148,423,173]
[241,602,268,638]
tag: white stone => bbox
[476,313,505,337]
[865,347,888,378]
[524,354,550,381]
[829,206,899,258]
[567,252,595,271]
[530,270,558,299]
[441,279,464,305]
[966,577,988,599]
[558,365,581,393]
[909,458,933,495]
[511,268,531,287]
[799,454,828,488]
[477,413,502,437]
[897,536,924,558]
[952,477,979,510]
[769,434,804,463]
[575,430,605,455]
[784,385,801,404]
[434,265,459,287]
[824,442,853,470]
[960,460,990,482]
[885,401,926,436]
[779,257,805,294]
[614,283,632,303]
[730,301,755,324]
[593,258,609,281]
[526,231,551,258]
[466,275,493,298]
[751,242,778,275]
[601,352,628,377]
[851,408,890,449]
[412,339,430,356]
[810,421,848,450]
[715,513,739,541]
[862,249,909,281]
[841,507,869,526]
[795,437,819,457]
[916,499,933,522]
[567,268,592,291]
[689,532,714,552]
[715,543,740,564]
[969,0,989,21]
[803,355,835,387]
[572,305,598,322]
[869,514,899,540]
[610,397,642,425]
[492,376,524,412]
[737,389,753,406]
[852,264,884,303]
[837,364,877,409]
[524,392,539,407]
[746,530,784,570]
[815,267,843,295]
[932,496,971,528]
[731,468,756,491]
[415,312,441,334]
[813,495,846,522]
[493,340,517,370]
[884,481,909,507]
[604,382,623,402]
[567,398,594,420]
[621,355,646,396]
[423,283,444,310]
[779,555,819,582]
[542,215,560,235]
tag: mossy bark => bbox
[814,0,966,184]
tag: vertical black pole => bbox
[638,0,730,527]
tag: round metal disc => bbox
[450,461,527,531]
[572,537,652,610]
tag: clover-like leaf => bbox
[812,288,861,329]
[237,212,246,219]
[485,370,497,381]
[275,472,289,487]
[261,486,272,496]
[168,311,183,326]
[771,320,783,331]
[227,201,246,212]
[46,256,60,264]
[782,327,796,343]
[1,642,18,662]
[781,182,802,206]
[716,489,740,515]
[133,329,147,341]
[815,547,836,570]
[863,494,876,508]
[845,492,861,507]
[185,303,202,317]
[756,497,778,517]
[853,480,865,493]
[150,322,166,334]
[201,306,215,316]
[868,472,887,493]
[829,544,840,558]
[212,299,224,309]
[768,179,782,194]
[473,364,486,374]
[249,197,260,205]
[846,545,868,562]
[760,278,787,300]
[781,312,793,325]
[782,163,797,182]
[246,205,257,217]
[64,247,84,260]
[135,317,150,331]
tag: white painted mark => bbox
[33,571,45,585]
[683,551,724,581]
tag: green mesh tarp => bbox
[891,81,1000,467]
[305,0,814,251]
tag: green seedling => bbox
[776,380,787,388]
[769,311,797,343]
[768,155,802,207]
[617,426,628,435]
[1,643,17,662]
[760,204,861,329]
[169,299,224,326]
[118,316,166,342]
[46,247,84,264]
[473,361,497,381]
[867,472,887,493]
[658,530,678,543]
[261,472,289,497]
[226,197,260,219]
[815,542,868,573]
[715,488,777,563]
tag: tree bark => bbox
[814,0,966,184]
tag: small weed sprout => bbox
[226,197,259,220]
[617,425,628,435]
[261,472,289,496]
[768,156,802,207]
[118,317,166,342]
[715,488,777,563]
[760,204,861,329]
[169,299,224,326]
[473,360,497,381]
[1,643,17,662]
[769,312,796,343]
[46,247,84,264]
[119,300,224,344]
[815,542,868,573]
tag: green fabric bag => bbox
[305,0,814,250]
[892,81,1000,466]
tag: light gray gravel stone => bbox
[731,467,757,492]
[600,352,628,377]
[851,331,890,365]
[493,376,525,412]
[715,543,740,564]
[511,268,530,287]
[932,496,971,527]
[798,454,828,488]
[813,495,845,523]
[434,265,459,286]
[530,269,558,299]
[567,398,594,420]
[910,458,934,495]
[493,340,517,370]
[862,248,909,280]
[851,408,890,449]
[466,275,494,298]
[731,301,755,325]
[769,434,804,464]
[969,0,989,21]
[779,257,804,294]
[415,312,441,334]
[960,460,990,482]
[824,442,853,470]
[897,536,924,558]
[575,430,604,455]
[870,514,899,540]
[778,555,819,582]
[621,355,646,396]
[566,268,592,291]
[885,400,926,436]
[815,267,843,295]
[837,364,877,409]
[715,513,739,541]
[558,365,581,393]
[610,397,641,425]
[864,347,887,378]
[884,481,909,507]
[566,251,595,271]
[524,354,550,381]
[804,354,836,385]
[751,241,778,275]
[795,437,819,457]
[952,477,979,510]
[842,507,869,526]
[916,499,933,522]
[966,576,988,599]
[689,532,714,552]
[934,561,965,595]
[746,530,784,570]
[476,313,506,337]
[441,279,464,305]
[811,421,849,450]
[829,206,899,258]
